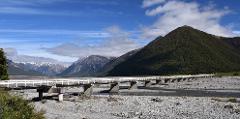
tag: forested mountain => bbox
[107,26,240,76]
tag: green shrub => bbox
[0,91,45,119]
[228,98,237,103]
[233,72,239,76]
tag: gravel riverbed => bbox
[11,77,240,119]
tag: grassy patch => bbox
[228,98,238,103]
[0,90,45,119]
[212,97,239,103]
[215,71,240,77]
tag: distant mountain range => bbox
[7,55,71,67]
[107,26,240,76]
[59,55,115,77]
[7,60,66,76]
[6,26,240,77]
[7,60,43,76]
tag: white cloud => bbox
[233,31,240,35]
[3,47,76,63]
[3,48,18,56]
[0,0,118,6]
[142,0,235,39]
[0,0,118,16]
[0,6,86,16]
[142,0,165,8]
[0,29,110,38]
[44,26,141,57]
[0,0,67,6]
[0,0,68,15]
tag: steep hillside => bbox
[99,49,140,76]
[224,37,240,50]
[59,55,115,77]
[108,26,240,76]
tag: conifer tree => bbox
[0,48,9,80]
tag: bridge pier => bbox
[145,81,152,87]
[37,87,50,100]
[47,87,65,101]
[129,81,137,90]
[58,88,64,101]
[83,84,93,96]
[182,78,187,81]
[177,78,182,82]
[156,80,163,84]
[187,78,194,82]
[38,91,43,100]
[171,79,177,83]
[58,94,64,102]
[109,82,119,93]
[164,78,170,83]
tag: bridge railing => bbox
[0,74,214,89]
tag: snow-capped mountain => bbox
[7,60,67,76]
[4,49,71,76]
[59,55,115,77]
[8,55,71,67]
[20,63,67,76]
[7,59,43,76]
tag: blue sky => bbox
[0,0,240,62]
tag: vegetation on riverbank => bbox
[0,90,45,119]
[1,48,44,119]
[216,71,240,77]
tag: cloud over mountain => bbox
[142,0,235,39]
[44,26,141,57]
[142,0,166,8]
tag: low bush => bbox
[0,91,45,119]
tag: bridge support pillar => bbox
[38,91,43,100]
[109,82,119,93]
[177,78,182,82]
[83,84,93,96]
[156,80,163,84]
[187,78,192,81]
[156,80,162,84]
[37,88,47,100]
[170,79,177,83]
[47,87,65,101]
[129,81,137,90]
[144,81,152,87]
[58,94,64,102]
[182,78,187,81]
[58,88,64,102]
[164,79,170,83]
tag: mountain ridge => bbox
[59,55,115,77]
[107,26,240,76]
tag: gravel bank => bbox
[11,77,240,119]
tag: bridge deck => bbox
[0,74,213,89]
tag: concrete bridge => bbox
[0,74,214,101]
